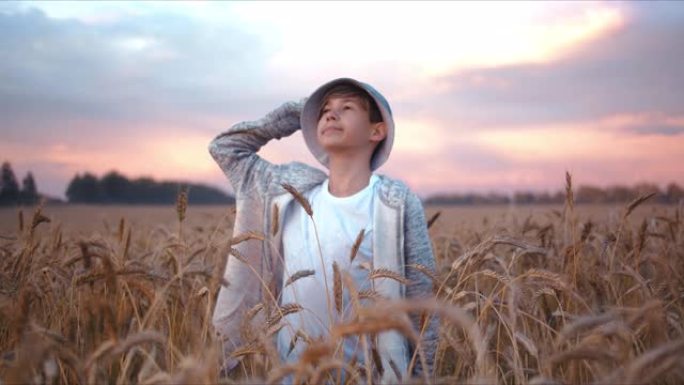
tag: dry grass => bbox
[0,178,683,384]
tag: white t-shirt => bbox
[277,174,379,364]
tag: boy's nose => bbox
[325,110,339,121]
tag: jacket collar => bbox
[272,162,409,210]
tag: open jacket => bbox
[209,100,438,381]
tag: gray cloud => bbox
[3,3,683,198]
[628,124,684,136]
[0,6,277,144]
[399,2,684,133]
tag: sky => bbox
[1,1,683,199]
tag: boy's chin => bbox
[318,144,373,161]
[318,138,356,149]
[317,139,344,151]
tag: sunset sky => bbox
[1,1,683,199]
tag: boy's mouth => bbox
[321,126,343,135]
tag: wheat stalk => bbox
[281,183,312,216]
[2,174,683,385]
[408,263,439,285]
[369,268,411,285]
[349,229,365,262]
[358,289,382,301]
[284,269,316,288]
[29,203,50,237]
[230,343,265,358]
[245,303,264,323]
[371,345,384,377]
[266,303,304,328]
[427,211,441,229]
[333,261,343,314]
[309,358,358,385]
[117,217,125,242]
[287,329,311,356]
[564,171,574,212]
[176,186,188,223]
[230,230,266,246]
[625,192,657,219]
[18,209,24,232]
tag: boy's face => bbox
[316,96,386,158]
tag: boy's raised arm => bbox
[208,99,305,373]
[208,99,306,195]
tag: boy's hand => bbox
[273,97,308,132]
[294,97,308,111]
[283,97,308,119]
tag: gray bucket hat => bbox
[300,77,394,171]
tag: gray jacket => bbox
[209,100,438,381]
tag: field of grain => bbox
[0,186,682,384]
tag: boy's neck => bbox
[327,156,373,197]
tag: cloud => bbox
[376,1,684,196]
[0,6,277,143]
[0,5,304,198]
[378,113,684,196]
[628,125,684,136]
[2,2,683,199]
[401,2,684,132]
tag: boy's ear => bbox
[370,122,387,143]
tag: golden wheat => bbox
[284,269,316,288]
[281,183,313,216]
[349,228,365,262]
[0,185,682,384]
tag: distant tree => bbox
[485,192,511,204]
[633,182,660,194]
[534,191,555,204]
[576,185,608,204]
[100,171,131,202]
[64,170,234,204]
[513,191,536,204]
[425,182,681,206]
[186,183,237,204]
[666,182,684,204]
[65,174,82,202]
[101,171,131,203]
[20,172,39,205]
[66,173,104,203]
[632,182,665,202]
[130,177,157,203]
[0,161,20,205]
[551,191,565,203]
[605,185,633,203]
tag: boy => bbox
[209,78,437,382]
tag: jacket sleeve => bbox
[208,99,305,196]
[208,99,304,371]
[403,192,439,377]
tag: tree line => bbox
[425,182,684,205]
[2,160,682,207]
[65,170,234,205]
[0,161,234,206]
[0,161,40,206]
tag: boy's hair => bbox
[318,84,384,123]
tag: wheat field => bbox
[1,180,683,384]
